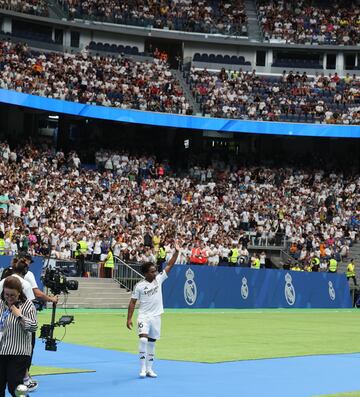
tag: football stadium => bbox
[0,0,360,396]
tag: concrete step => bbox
[63,296,130,302]
[68,277,116,282]
[59,277,132,309]
[70,284,125,290]
[62,303,129,309]
[68,291,131,300]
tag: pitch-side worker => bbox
[127,241,180,378]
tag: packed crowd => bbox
[58,0,247,36]
[258,0,360,45]
[190,68,360,124]
[0,40,192,115]
[0,142,358,272]
[0,0,48,16]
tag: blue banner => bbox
[163,266,352,308]
[0,256,43,289]
[1,89,360,138]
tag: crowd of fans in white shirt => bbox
[0,142,358,270]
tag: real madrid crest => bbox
[241,277,249,300]
[184,268,197,306]
[284,273,296,306]
[328,281,336,301]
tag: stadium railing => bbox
[113,256,144,291]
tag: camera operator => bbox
[0,259,35,301]
[21,254,58,392]
[22,254,58,306]
[0,276,37,397]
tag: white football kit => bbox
[132,271,168,339]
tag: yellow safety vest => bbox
[230,248,239,264]
[346,262,355,278]
[311,257,320,266]
[75,240,88,257]
[252,258,260,269]
[104,251,114,268]
[0,239,5,255]
[158,247,166,260]
[329,258,337,272]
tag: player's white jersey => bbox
[132,271,168,318]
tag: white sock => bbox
[146,341,156,371]
[139,337,148,371]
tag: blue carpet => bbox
[9,342,360,397]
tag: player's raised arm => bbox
[164,241,181,274]
[127,298,137,330]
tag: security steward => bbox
[251,255,261,269]
[75,235,88,277]
[328,257,338,273]
[346,259,357,286]
[310,256,320,272]
[228,246,239,267]
[103,248,114,278]
[156,244,166,272]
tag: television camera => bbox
[40,267,79,351]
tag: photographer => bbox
[0,276,37,397]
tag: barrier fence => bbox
[163,266,352,308]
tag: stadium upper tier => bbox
[258,0,360,45]
[1,37,360,125]
[0,40,193,114]
[58,0,248,36]
[0,0,48,16]
[189,68,360,124]
[1,0,359,46]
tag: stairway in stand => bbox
[338,241,360,283]
[57,277,131,309]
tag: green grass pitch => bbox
[313,393,360,397]
[37,308,360,363]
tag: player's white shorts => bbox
[137,315,162,340]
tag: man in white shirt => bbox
[0,263,34,300]
[127,241,180,378]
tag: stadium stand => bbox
[0,39,193,114]
[0,0,48,16]
[0,142,358,271]
[257,0,360,45]
[188,67,360,124]
[56,0,248,36]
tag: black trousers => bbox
[77,255,85,277]
[104,267,113,278]
[0,355,29,397]
[347,276,357,286]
